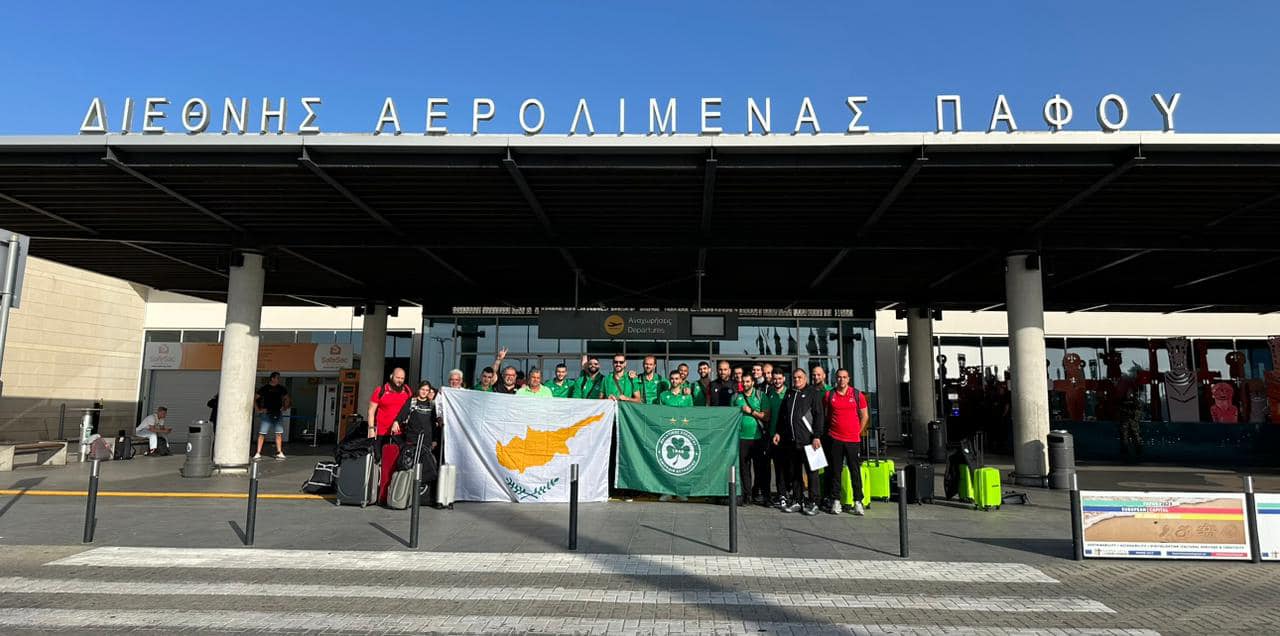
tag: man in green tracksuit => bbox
[762,369,789,507]
[659,370,694,407]
[632,356,668,404]
[574,355,606,400]
[732,378,769,506]
[547,363,575,398]
[603,354,641,403]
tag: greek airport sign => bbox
[537,310,738,341]
[78,92,1183,136]
[1080,491,1253,560]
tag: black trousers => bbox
[823,440,862,503]
[771,440,790,499]
[789,446,822,503]
[738,438,770,501]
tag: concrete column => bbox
[1005,252,1050,487]
[357,304,388,408]
[213,252,265,471]
[906,307,935,454]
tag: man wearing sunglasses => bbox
[603,355,641,402]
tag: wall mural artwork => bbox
[1210,383,1239,424]
[1267,337,1280,424]
[1164,338,1201,423]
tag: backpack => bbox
[88,436,114,461]
[112,430,135,460]
[301,461,339,494]
[154,436,171,456]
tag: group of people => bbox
[367,352,871,516]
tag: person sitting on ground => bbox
[135,406,172,456]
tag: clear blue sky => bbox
[0,1,1275,134]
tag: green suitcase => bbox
[865,459,895,500]
[839,464,871,508]
[974,467,1002,511]
[958,465,974,503]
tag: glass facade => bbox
[422,315,878,416]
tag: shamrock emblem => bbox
[656,428,701,476]
[666,436,691,460]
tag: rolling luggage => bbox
[335,451,378,507]
[436,463,457,508]
[904,462,934,504]
[958,464,974,503]
[865,458,895,501]
[838,463,871,508]
[973,466,1002,511]
[386,469,414,510]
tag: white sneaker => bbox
[275,453,286,460]
[252,453,261,460]
[853,501,865,516]
[829,501,843,515]
[659,495,673,502]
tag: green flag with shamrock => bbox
[615,402,741,497]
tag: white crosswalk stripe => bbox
[19,546,1162,634]
[50,547,1058,583]
[0,576,1114,613]
[0,608,1159,635]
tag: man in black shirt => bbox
[254,372,291,460]
[708,361,738,407]
[774,369,825,515]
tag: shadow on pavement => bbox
[227,520,247,544]
[0,477,45,521]
[639,523,724,552]
[370,521,410,548]
[785,527,898,558]
[931,531,1072,560]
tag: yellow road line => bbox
[0,489,332,501]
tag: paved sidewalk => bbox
[3,447,1279,633]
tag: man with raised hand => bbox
[575,355,606,400]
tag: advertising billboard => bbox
[1081,491,1252,560]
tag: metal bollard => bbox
[244,462,259,546]
[897,469,909,558]
[568,463,579,551]
[1069,472,1084,561]
[82,459,100,543]
[409,462,422,549]
[728,465,738,554]
[1245,475,1261,564]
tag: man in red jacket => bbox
[367,367,412,504]
[823,368,869,516]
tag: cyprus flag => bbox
[438,387,616,503]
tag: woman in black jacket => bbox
[773,369,826,516]
[394,382,439,505]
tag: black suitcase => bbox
[905,462,934,504]
[334,451,379,507]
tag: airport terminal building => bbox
[1,130,1278,482]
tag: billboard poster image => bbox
[1256,493,1280,561]
[1080,491,1252,560]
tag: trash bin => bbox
[1047,430,1074,490]
[181,421,214,478]
[927,420,947,463]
